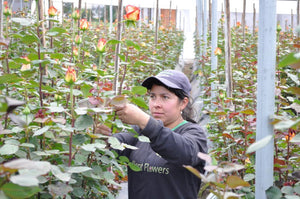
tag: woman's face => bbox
[148,84,187,129]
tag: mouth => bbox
[152,112,164,117]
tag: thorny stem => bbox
[98,53,103,70]
[68,85,75,167]
[118,51,129,95]
[36,1,43,107]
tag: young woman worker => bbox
[98,70,208,199]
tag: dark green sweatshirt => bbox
[114,117,208,199]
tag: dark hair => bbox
[147,79,196,123]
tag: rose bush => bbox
[194,17,299,198]
[0,4,184,199]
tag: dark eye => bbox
[149,94,155,99]
[163,95,169,99]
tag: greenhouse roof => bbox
[57,0,298,14]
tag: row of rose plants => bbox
[0,3,184,198]
[194,17,300,198]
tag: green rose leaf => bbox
[67,166,92,174]
[33,126,50,137]
[246,135,273,154]
[0,144,19,155]
[132,86,147,95]
[266,186,282,199]
[75,115,93,130]
[128,162,141,172]
[226,175,250,188]
[2,183,41,199]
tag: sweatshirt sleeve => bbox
[141,117,207,166]
[113,131,138,157]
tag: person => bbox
[98,70,208,199]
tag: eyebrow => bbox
[149,92,171,96]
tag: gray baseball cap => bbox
[142,70,191,95]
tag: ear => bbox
[180,97,189,111]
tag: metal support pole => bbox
[109,0,112,33]
[196,0,203,57]
[210,0,218,102]
[255,0,277,198]
[203,0,208,55]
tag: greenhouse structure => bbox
[0,0,299,199]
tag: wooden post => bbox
[113,0,123,93]
[255,0,277,198]
[155,0,159,45]
[224,0,233,100]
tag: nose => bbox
[151,98,162,108]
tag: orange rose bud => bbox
[72,9,80,20]
[214,47,222,55]
[285,129,296,141]
[236,21,241,27]
[73,47,78,56]
[21,56,31,71]
[48,6,57,17]
[3,1,8,6]
[96,38,106,53]
[124,5,140,21]
[3,6,12,16]
[84,51,90,57]
[21,64,31,71]
[75,35,82,44]
[79,19,89,31]
[65,66,77,84]
[92,64,97,71]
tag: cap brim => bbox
[142,76,181,90]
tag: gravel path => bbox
[115,182,128,199]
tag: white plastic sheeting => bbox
[45,0,298,60]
